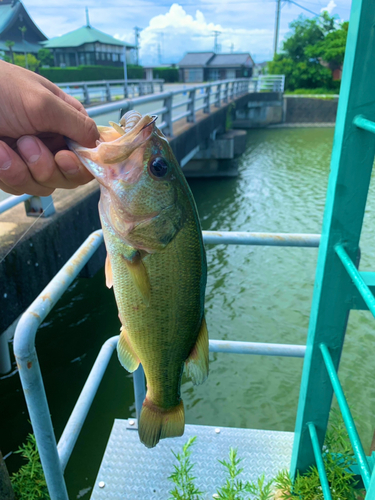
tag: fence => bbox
[57,79,165,105]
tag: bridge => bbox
[0,75,285,372]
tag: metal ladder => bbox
[290,0,375,496]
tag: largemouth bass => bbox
[68,111,208,448]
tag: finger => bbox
[0,180,23,196]
[59,91,88,116]
[40,93,98,148]
[55,150,94,187]
[0,141,54,196]
[17,135,73,189]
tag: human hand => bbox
[0,61,99,196]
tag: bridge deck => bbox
[90,419,293,499]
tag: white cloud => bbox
[320,0,337,15]
[132,4,275,65]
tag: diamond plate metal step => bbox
[91,419,294,499]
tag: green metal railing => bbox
[291,0,375,497]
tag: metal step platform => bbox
[91,419,294,499]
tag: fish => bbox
[68,110,208,448]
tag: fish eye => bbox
[149,157,168,178]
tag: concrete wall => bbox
[284,96,338,123]
[233,92,284,128]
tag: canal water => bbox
[2,127,375,498]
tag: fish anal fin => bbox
[105,255,113,289]
[139,397,184,448]
[117,326,140,373]
[123,253,151,306]
[185,316,209,385]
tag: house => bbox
[0,0,47,56]
[179,52,254,83]
[42,13,134,68]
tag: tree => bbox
[268,12,347,91]
[37,48,54,67]
[4,40,15,64]
[19,26,28,70]
[14,53,40,72]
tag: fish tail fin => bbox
[138,398,185,448]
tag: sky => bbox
[24,0,352,65]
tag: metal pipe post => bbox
[308,423,332,500]
[57,336,119,471]
[0,332,11,374]
[187,88,196,123]
[162,92,173,136]
[133,364,146,421]
[320,343,371,488]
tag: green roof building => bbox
[42,10,135,68]
[0,0,47,55]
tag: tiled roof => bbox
[43,26,134,49]
[178,52,215,67]
[208,53,253,67]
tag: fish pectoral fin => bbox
[105,255,113,289]
[185,316,209,385]
[117,326,140,373]
[122,252,151,306]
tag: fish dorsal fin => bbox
[105,255,113,289]
[117,326,140,372]
[185,316,209,385]
[123,252,151,306]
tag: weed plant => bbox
[168,436,204,500]
[11,434,49,499]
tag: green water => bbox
[2,127,375,498]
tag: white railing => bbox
[87,78,252,137]
[57,79,165,105]
[251,75,285,93]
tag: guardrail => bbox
[0,194,55,218]
[87,78,252,137]
[251,74,285,93]
[58,79,165,105]
[13,228,318,498]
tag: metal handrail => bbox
[0,194,55,218]
[14,228,318,500]
[87,78,253,136]
[58,79,165,105]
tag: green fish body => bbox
[69,111,208,448]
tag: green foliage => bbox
[274,408,364,500]
[153,67,179,83]
[268,12,347,90]
[39,65,144,83]
[216,448,247,499]
[5,40,15,63]
[285,88,338,95]
[13,54,40,72]
[37,49,54,67]
[216,449,273,499]
[11,434,49,500]
[168,437,203,500]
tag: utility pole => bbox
[230,43,234,53]
[213,30,221,53]
[134,26,142,66]
[274,0,281,57]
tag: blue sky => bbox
[24,0,352,64]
